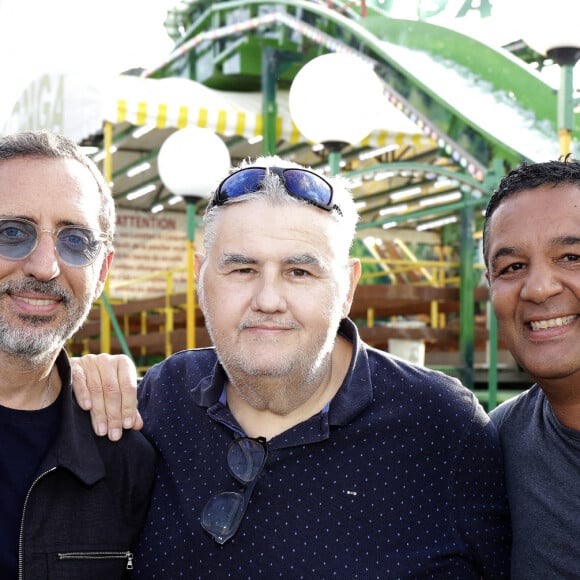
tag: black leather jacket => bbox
[18,351,157,579]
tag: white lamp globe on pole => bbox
[289,52,384,174]
[158,127,231,197]
[517,0,580,156]
[158,127,231,349]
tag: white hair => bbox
[201,155,359,258]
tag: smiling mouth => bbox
[18,296,59,306]
[529,314,578,331]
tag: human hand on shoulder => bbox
[71,354,143,441]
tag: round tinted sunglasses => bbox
[210,166,343,216]
[0,218,111,267]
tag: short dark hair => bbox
[483,159,580,264]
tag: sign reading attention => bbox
[109,209,189,300]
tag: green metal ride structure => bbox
[95,0,580,404]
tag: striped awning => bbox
[105,75,433,149]
[1,72,434,150]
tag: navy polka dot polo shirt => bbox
[135,318,510,578]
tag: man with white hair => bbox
[77,156,510,578]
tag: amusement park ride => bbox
[67,0,580,405]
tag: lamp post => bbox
[519,1,580,156]
[289,52,384,175]
[158,127,231,349]
[288,52,400,349]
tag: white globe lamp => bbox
[158,127,231,199]
[289,52,384,173]
[516,0,580,156]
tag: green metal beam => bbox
[458,193,475,388]
[100,293,134,362]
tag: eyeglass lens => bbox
[201,437,267,545]
[282,168,332,206]
[227,436,267,482]
[220,168,267,198]
[0,219,104,267]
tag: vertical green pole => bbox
[487,302,498,410]
[459,194,475,388]
[484,157,504,406]
[325,142,347,176]
[328,150,341,176]
[548,48,580,156]
[262,48,278,156]
[186,200,197,349]
[557,63,574,157]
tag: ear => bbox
[194,252,208,315]
[194,252,205,278]
[93,250,114,299]
[341,258,362,318]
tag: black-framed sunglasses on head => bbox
[0,218,110,267]
[210,166,343,216]
[201,436,268,545]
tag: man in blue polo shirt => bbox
[76,156,510,578]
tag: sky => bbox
[0,0,175,121]
[0,0,578,128]
[387,0,580,91]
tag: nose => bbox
[21,231,60,281]
[251,272,287,313]
[519,262,563,304]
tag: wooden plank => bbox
[68,284,493,359]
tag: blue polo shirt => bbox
[135,318,510,578]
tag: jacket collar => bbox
[38,350,106,486]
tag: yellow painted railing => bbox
[70,256,486,365]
